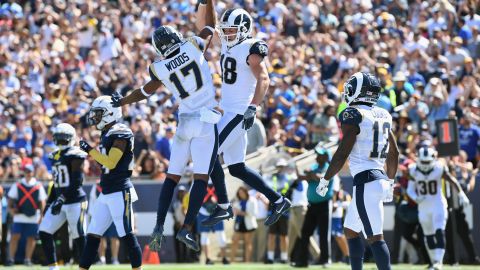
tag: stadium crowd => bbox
[0,0,479,266]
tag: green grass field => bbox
[4,264,479,270]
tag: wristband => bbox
[140,85,151,97]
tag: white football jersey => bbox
[150,37,216,113]
[219,38,269,114]
[408,162,447,206]
[340,105,392,177]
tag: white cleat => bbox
[433,262,443,270]
[49,265,60,270]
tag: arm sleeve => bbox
[406,180,417,201]
[339,107,363,126]
[89,147,123,170]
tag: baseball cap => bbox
[24,164,34,173]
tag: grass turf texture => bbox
[4,264,479,270]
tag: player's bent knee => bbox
[228,162,246,178]
[193,173,209,181]
[367,234,383,244]
[87,233,101,239]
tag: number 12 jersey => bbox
[339,105,392,177]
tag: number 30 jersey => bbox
[339,105,392,177]
[149,36,216,113]
[49,146,87,204]
[408,162,447,206]
[219,38,269,114]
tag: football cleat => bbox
[264,197,292,226]
[201,205,233,227]
[176,228,200,252]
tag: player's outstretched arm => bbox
[82,139,126,170]
[114,79,163,107]
[386,130,399,179]
[323,124,358,180]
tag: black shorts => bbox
[268,216,288,236]
[234,220,255,233]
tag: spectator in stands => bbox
[292,147,339,267]
[230,187,257,263]
[6,165,46,266]
[133,149,165,180]
[285,117,308,154]
[458,114,480,164]
[331,183,351,263]
[155,126,174,160]
[172,185,189,263]
[266,159,292,264]
[250,190,269,262]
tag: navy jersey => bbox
[99,123,134,194]
[49,146,87,204]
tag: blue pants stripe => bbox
[356,183,374,237]
[208,125,219,174]
[219,114,243,146]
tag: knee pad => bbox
[426,235,436,249]
[228,163,246,178]
[435,229,445,249]
[121,233,142,268]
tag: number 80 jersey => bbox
[149,36,216,113]
[339,105,392,177]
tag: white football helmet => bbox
[87,96,122,130]
[53,123,76,150]
[417,146,436,172]
[218,8,253,47]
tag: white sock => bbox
[434,248,445,264]
[100,256,106,264]
[267,251,274,260]
[275,197,283,204]
[280,252,288,261]
[218,203,230,210]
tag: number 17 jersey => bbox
[149,36,216,113]
[339,105,392,177]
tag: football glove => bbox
[458,191,470,207]
[242,105,257,130]
[51,195,65,215]
[79,140,93,153]
[111,92,123,108]
[316,178,330,197]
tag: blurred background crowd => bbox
[0,0,479,181]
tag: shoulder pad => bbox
[249,40,269,58]
[149,64,160,82]
[65,147,88,159]
[107,123,133,139]
[339,107,362,125]
[186,36,205,52]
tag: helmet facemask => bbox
[87,107,110,130]
[219,9,253,48]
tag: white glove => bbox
[200,107,222,124]
[458,191,470,207]
[316,178,330,197]
[383,179,394,203]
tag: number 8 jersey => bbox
[339,105,392,177]
[149,36,216,113]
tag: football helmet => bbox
[417,146,436,172]
[151,26,183,58]
[87,96,122,130]
[343,72,381,106]
[219,8,253,47]
[53,123,76,150]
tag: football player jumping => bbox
[196,1,291,229]
[316,72,399,270]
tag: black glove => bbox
[242,105,257,130]
[111,92,123,108]
[79,140,93,153]
[51,196,65,215]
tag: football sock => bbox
[79,235,101,269]
[74,236,86,262]
[347,237,364,270]
[156,177,177,226]
[39,231,56,265]
[267,251,274,260]
[370,240,391,270]
[184,179,207,225]
[228,162,281,202]
[121,233,142,268]
[434,229,445,249]
[280,252,288,261]
[210,158,229,204]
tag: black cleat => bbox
[264,197,291,226]
[201,205,234,227]
[176,228,200,251]
[149,224,164,252]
